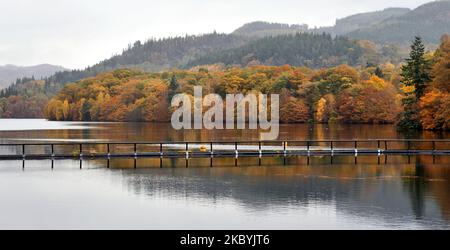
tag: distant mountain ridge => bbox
[234,1,449,44]
[0,64,68,89]
[347,1,450,44]
[233,21,309,38]
[316,7,411,36]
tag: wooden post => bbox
[134,143,137,169]
[210,142,213,168]
[407,140,411,164]
[79,144,83,169]
[432,141,436,164]
[235,142,238,167]
[354,141,358,164]
[307,141,310,165]
[185,142,189,168]
[283,142,287,166]
[22,144,25,159]
[258,141,262,166]
[330,141,334,165]
[384,141,388,164]
[377,140,381,165]
[107,143,111,169]
[160,143,163,168]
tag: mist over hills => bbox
[0,64,67,89]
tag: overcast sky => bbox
[0,0,433,69]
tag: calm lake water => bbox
[0,119,449,229]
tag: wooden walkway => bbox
[0,140,449,166]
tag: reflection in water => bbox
[115,162,450,228]
[1,121,449,143]
[10,158,448,229]
[0,120,449,229]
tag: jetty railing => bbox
[0,139,449,164]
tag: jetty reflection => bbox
[114,162,450,227]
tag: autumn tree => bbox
[418,34,450,130]
[338,79,401,124]
[431,34,450,93]
[419,91,450,130]
[280,95,309,123]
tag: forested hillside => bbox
[41,34,450,130]
[2,35,448,129]
[1,1,448,125]
[43,33,249,88]
[0,77,50,118]
[185,33,399,68]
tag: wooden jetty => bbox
[0,139,449,168]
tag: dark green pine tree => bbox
[374,67,384,78]
[168,75,179,101]
[398,37,432,130]
[400,36,432,99]
[81,101,92,121]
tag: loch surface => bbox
[0,119,449,229]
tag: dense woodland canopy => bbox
[185,33,403,68]
[0,77,50,118]
[41,64,402,124]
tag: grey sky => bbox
[0,0,433,69]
